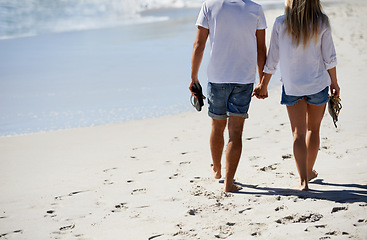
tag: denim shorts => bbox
[207,82,253,120]
[281,86,329,106]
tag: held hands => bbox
[252,72,271,99]
[252,83,268,99]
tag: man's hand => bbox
[189,78,199,97]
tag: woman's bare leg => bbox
[286,99,309,191]
[306,103,326,181]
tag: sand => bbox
[1,0,366,239]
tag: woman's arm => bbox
[327,67,340,97]
[252,73,272,99]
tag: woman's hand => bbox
[330,81,340,97]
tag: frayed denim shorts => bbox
[281,86,329,106]
[207,82,253,120]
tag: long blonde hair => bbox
[285,0,329,47]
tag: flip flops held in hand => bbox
[190,82,206,112]
[328,95,342,128]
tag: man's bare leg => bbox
[224,116,245,192]
[210,119,227,179]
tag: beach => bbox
[1,0,367,239]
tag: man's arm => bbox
[190,26,209,94]
[256,29,267,80]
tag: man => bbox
[189,0,267,192]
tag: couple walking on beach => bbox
[189,0,340,192]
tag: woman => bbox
[253,0,340,191]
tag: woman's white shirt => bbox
[264,15,337,96]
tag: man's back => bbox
[196,0,267,84]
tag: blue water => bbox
[0,0,283,136]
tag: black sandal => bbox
[190,82,206,112]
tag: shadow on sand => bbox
[234,179,367,204]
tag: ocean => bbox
[0,0,284,136]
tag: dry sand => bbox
[1,0,366,239]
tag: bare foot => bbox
[224,184,243,193]
[308,170,318,181]
[295,183,309,191]
[211,164,221,179]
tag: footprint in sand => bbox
[304,224,327,232]
[187,208,201,216]
[102,167,118,184]
[51,224,76,236]
[282,154,292,160]
[132,146,148,151]
[249,223,266,237]
[190,185,224,199]
[275,205,286,211]
[103,179,114,185]
[0,230,23,238]
[45,209,57,218]
[59,224,75,231]
[112,203,128,213]
[239,207,252,214]
[169,172,179,179]
[276,213,323,224]
[148,234,164,240]
[354,219,367,227]
[138,170,155,174]
[103,167,118,173]
[249,156,261,161]
[325,231,349,236]
[131,188,147,195]
[172,225,197,238]
[331,206,348,213]
[259,163,278,172]
[54,190,89,200]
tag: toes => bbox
[225,184,242,193]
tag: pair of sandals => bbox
[328,95,342,128]
[190,82,206,112]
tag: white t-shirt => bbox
[264,15,337,96]
[196,0,267,84]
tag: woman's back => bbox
[265,15,337,96]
